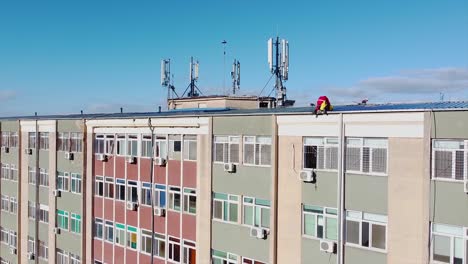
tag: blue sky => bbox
[0,0,467,116]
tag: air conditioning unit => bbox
[27,252,35,260]
[126,156,136,164]
[319,240,337,253]
[25,148,33,155]
[249,227,267,239]
[155,157,166,166]
[300,170,315,182]
[1,146,9,153]
[224,163,236,173]
[126,201,137,211]
[97,153,107,161]
[53,190,61,197]
[9,247,17,255]
[154,207,165,217]
[464,179,468,194]
[53,227,61,235]
[65,152,74,160]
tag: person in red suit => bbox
[314,96,333,116]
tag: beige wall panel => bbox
[387,138,429,264]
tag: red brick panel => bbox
[140,158,151,182]
[103,242,114,264]
[114,246,125,264]
[115,202,125,223]
[127,161,138,181]
[126,249,138,263]
[167,160,181,186]
[94,197,103,218]
[154,165,166,184]
[104,199,114,220]
[183,161,197,188]
[182,214,196,242]
[93,239,102,261]
[105,156,115,176]
[167,211,180,237]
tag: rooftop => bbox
[2,101,468,121]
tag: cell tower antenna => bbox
[161,59,179,109]
[231,59,240,95]
[222,40,227,95]
[267,36,289,107]
[182,57,202,98]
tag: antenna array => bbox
[267,37,289,106]
[231,59,240,95]
[161,59,179,108]
[182,57,202,98]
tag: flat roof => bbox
[1,101,467,121]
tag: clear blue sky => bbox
[0,0,467,116]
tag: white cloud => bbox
[0,90,17,102]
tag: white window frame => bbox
[39,132,49,150]
[27,236,35,254]
[345,210,388,252]
[154,184,166,208]
[94,135,105,154]
[57,210,69,231]
[56,249,69,264]
[141,134,153,158]
[116,135,126,156]
[70,252,81,264]
[243,136,272,167]
[183,135,197,161]
[183,188,197,215]
[0,227,9,245]
[1,164,9,180]
[303,137,339,171]
[115,223,126,247]
[70,173,82,194]
[153,232,166,259]
[38,204,49,224]
[38,240,48,260]
[10,164,17,182]
[168,236,181,263]
[58,132,70,152]
[28,166,36,185]
[126,225,138,251]
[140,182,152,206]
[126,134,139,157]
[345,138,388,176]
[57,171,70,191]
[95,176,104,197]
[213,136,240,164]
[104,177,114,199]
[28,201,36,219]
[1,195,9,212]
[168,186,181,212]
[126,180,138,203]
[28,132,36,149]
[94,218,103,240]
[183,239,196,264]
[212,249,238,264]
[71,213,81,234]
[39,168,48,187]
[70,132,83,153]
[104,134,115,155]
[104,220,114,243]
[140,229,153,255]
[212,192,239,224]
[431,139,468,182]
[1,132,9,148]
[241,257,267,264]
[302,204,338,241]
[242,196,271,229]
[155,136,168,159]
[116,179,126,201]
[9,197,17,215]
[8,230,17,249]
[430,222,467,264]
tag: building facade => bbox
[0,102,467,264]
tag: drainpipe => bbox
[34,117,39,264]
[337,113,345,264]
[148,118,155,264]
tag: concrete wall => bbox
[345,246,387,264]
[430,181,468,226]
[432,111,468,138]
[345,174,388,215]
[213,116,273,136]
[302,239,338,263]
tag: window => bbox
[155,136,167,158]
[126,225,138,250]
[28,201,36,219]
[346,138,388,175]
[168,236,181,262]
[141,229,153,255]
[212,249,238,264]
[115,223,125,247]
[0,227,8,244]
[71,213,81,233]
[9,197,17,215]
[213,193,239,223]
[38,204,49,223]
[346,210,387,251]
[39,168,49,187]
[183,188,197,214]
[243,136,272,166]
[432,140,467,181]
[214,136,240,163]
[9,231,16,249]
[70,253,81,264]
[29,132,36,149]
[10,132,18,148]
[105,221,114,242]
[243,197,270,228]
[94,135,105,154]
[1,132,9,148]
[70,132,83,152]
[302,205,337,240]
[56,249,69,264]
[431,223,467,264]
[71,173,82,193]
[10,165,17,181]
[28,166,36,185]
[169,135,182,160]
[127,135,138,157]
[141,135,153,158]
[105,135,115,155]
[141,182,152,206]
[94,218,103,239]
[1,195,9,212]
[58,132,70,152]
[38,240,48,260]
[27,236,35,254]
[303,137,339,170]
[104,177,114,199]
[116,135,126,156]
[242,257,267,264]
[57,172,70,191]
[169,186,181,211]
[95,176,104,197]
[57,210,69,230]
[127,181,138,203]
[39,132,49,150]
[154,233,166,258]
[183,240,196,264]
[116,179,126,201]
[1,164,9,180]
[183,135,197,161]
[154,184,166,208]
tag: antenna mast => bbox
[268,36,289,107]
[231,59,240,95]
[182,56,202,98]
[161,59,179,109]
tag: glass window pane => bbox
[213,200,223,219]
[325,217,337,240]
[361,222,369,247]
[255,206,261,227]
[244,206,253,225]
[229,203,238,222]
[261,208,270,228]
[433,235,450,263]
[346,220,360,244]
[371,224,386,250]
[454,237,463,263]
[304,214,315,236]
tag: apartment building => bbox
[0,100,467,264]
